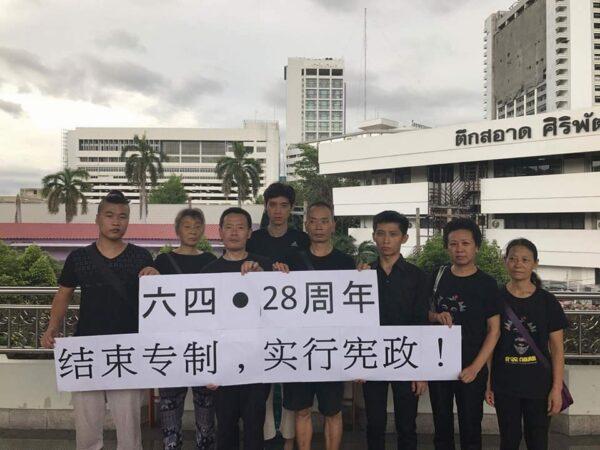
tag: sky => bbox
[0,0,510,194]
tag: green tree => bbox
[332,233,357,257]
[290,144,359,206]
[121,134,166,221]
[0,241,22,285]
[215,142,262,206]
[41,168,90,223]
[408,234,509,284]
[26,255,57,286]
[149,175,188,204]
[357,240,378,264]
[158,236,214,255]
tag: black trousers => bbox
[215,383,270,450]
[495,394,550,450]
[428,368,487,450]
[363,381,419,450]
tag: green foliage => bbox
[149,175,188,204]
[41,167,90,223]
[26,255,57,286]
[408,234,509,285]
[290,144,359,206]
[332,233,357,257]
[255,194,264,205]
[0,242,60,296]
[215,142,262,206]
[158,236,214,256]
[357,240,378,265]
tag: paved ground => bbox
[1,428,599,449]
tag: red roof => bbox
[0,223,221,241]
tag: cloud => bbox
[416,0,475,15]
[0,167,46,194]
[262,80,286,109]
[95,30,147,52]
[0,46,222,110]
[308,0,363,12]
[0,99,25,117]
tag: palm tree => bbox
[41,168,90,223]
[357,240,379,264]
[215,142,262,207]
[121,134,166,221]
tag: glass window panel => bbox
[181,156,200,163]
[305,100,316,110]
[332,111,343,120]
[181,141,200,155]
[305,122,316,131]
[162,141,180,155]
[318,132,331,139]
[305,78,317,88]
[318,100,330,109]
[305,132,317,140]
[319,79,330,88]
[319,69,330,76]
[332,89,343,99]
[319,89,330,98]
[202,141,227,155]
[319,111,330,120]
[332,79,343,88]
[306,69,317,75]
[306,89,317,99]
[332,122,343,132]
[305,111,317,120]
[332,100,343,110]
[319,122,329,131]
[332,69,343,76]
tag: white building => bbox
[320,107,600,286]
[484,0,600,120]
[285,57,345,179]
[64,121,280,203]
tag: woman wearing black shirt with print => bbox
[154,208,217,450]
[486,238,568,450]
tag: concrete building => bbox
[285,57,345,179]
[484,0,600,120]
[63,121,280,203]
[320,107,600,286]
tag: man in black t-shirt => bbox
[200,207,272,450]
[428,218,501,450]
[247,182,308,449]
[41,191,155,450]
[284,201,355,450]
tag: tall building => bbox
[64,121,280,204]
[320,107,600,285]
[484,0,599,120]
[284,57,345,179]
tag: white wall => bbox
[486,228,600,271]
[569,0,594,110]
[333,183,428,217]
[319,107,600,175]
[481,172,600,214]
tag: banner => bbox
[54,326,461,392]
[139,270,380,332]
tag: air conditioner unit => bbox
[490,219,505,229]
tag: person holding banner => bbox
[428,218,501,450]
[284,201,356,450]
[485,238,568,450]
[200,207,273,450]
[41,190,155,450]
[359,210,430,450]
[247,182,308,450]
[153,207,217,450]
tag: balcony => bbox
[481,172,600,214]
[332,183,428,217]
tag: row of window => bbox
[305,88,344,99]
[304,122,344,132]
[305,79,343,88]
[495,213,585,230]
[304,132,343,141]
[302,68,343,76]
[305,103,343,116]
[305,111,344,121]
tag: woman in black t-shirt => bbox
[486,238,568,450]
[154,208,217,450]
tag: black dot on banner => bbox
[438,362,443,367]
[233,292,249,308]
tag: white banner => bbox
[54,326,461,392]
[138,270,380,332]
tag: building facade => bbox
[320,107,600,286]
[285,57,345,179]
[484,0,600,120]
[64,121,280,203]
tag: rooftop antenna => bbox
[363,7,367,121]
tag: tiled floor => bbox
[0,428,599,449]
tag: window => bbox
[319,111,329,121]
[393,167,411,184]
[332,90,343,99]
[317,132,331,139]
[319,68,330,76]
[305,111,316,120]
[319,89,330,98]
[305,78,317,88]
[319,79,330,88]
[305,100,316,110]
[305,122,316,131]
[592,153,600,172]
[318,100,330,109]
[331,79,343,88]
[306,89,317,99]
[319,122,329,131]
[332,100,343,110]
[181,141,200,155]
[428,164,454,183]
[496,213,585,229]
[332,111,343,121]
[306,69,317,75]
[494,156,563,178]
[305,132,317,141]
[332,69,343,76]
[331,121,343,132]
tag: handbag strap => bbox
[84,244,130,302]
[504,301,551,370]
[433,265,447,298]
[165,252,183,274]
